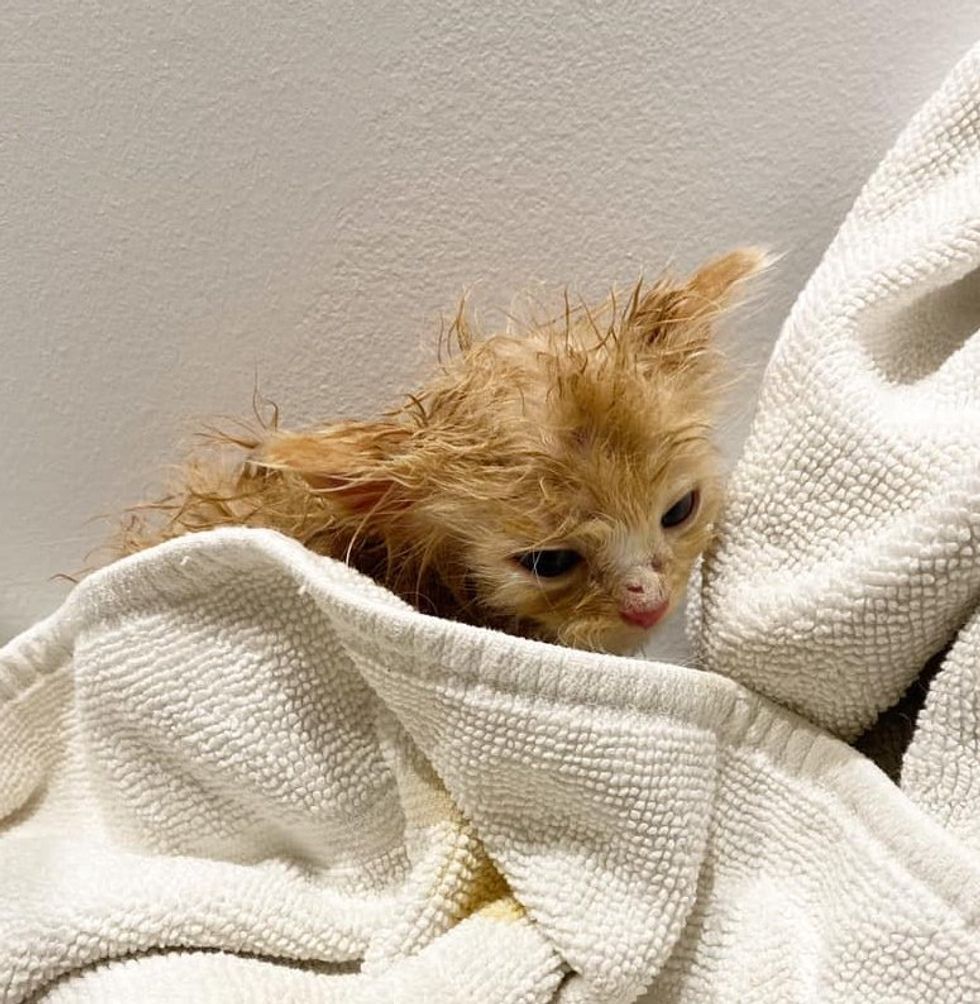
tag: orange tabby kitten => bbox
[121,249,762,653]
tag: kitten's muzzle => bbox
[619,600,669,630]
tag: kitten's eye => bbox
[515,548,583,578]
[661,489,698,528]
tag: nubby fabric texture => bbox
[3,42,980,1004]
[692,45,980,741]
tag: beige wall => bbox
[2,2,978,643]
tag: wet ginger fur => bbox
[120,248,764,654]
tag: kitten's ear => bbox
[255,421,411,514]
[627,247,767,355]
[685,247,767,312]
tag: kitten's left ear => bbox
[627,247,768,356]
[254,421,412,515]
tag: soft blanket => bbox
[3,42,980,1004]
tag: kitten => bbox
[121,249,762,654]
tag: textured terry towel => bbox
[3,47,980,1004]
[4,532,980,1004]
[693,46,980,739]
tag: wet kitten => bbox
[121,249,762,653]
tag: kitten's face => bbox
[398,306,725,654]
[458,446,720,654]
[260,248,760,653]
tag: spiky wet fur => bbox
[119,249,763,653]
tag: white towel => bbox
[4,528,980,1003]
[693,42,980,740]
[3,40,980,1004]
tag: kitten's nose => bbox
[620,601,669,629]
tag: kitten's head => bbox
[260,249,763,653]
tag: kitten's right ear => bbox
[255,421,411,514]
[684,247,768,312]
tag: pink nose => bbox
[620,601,669,630]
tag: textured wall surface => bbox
[2,1,978,645]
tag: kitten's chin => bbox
[597,626,653,656]
[519,603,676,654]
[547,620,660,656]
